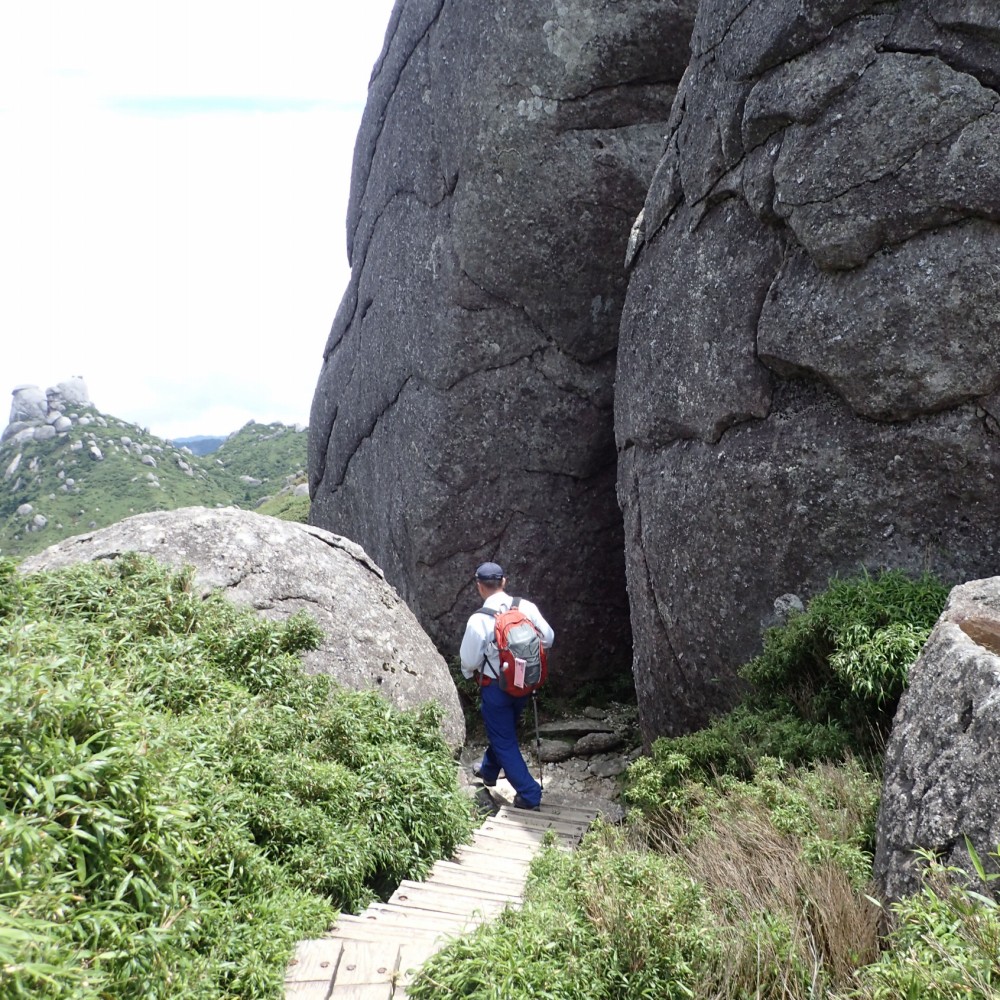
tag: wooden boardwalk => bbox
[285,793,599,999]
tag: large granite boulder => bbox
[19,506,465,748]
[309,0,697,687]
[875,578,1000,900]
[9,385,47,425]
[618,0,1000,740]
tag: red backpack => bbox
[479,598,548,697]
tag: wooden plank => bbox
[467,829,542,853]
[452,845,533,873]
[467,833,543,859]
[493,809,593,835]
[485,792,599,821]
[356,905,474,936]
[388,885,510,919]
[287,982,335,999]
[328,914,441,936]
[533,800,601,820]
[389,881,518,908]
[365,902,470,926]
[428,861,526,896]
[411,875,522,904]
[329,939,398,999]
[325,915,439,943]
[330,987,392,1000]
[338,916,464,943]
[286,980,335,1000]
[286,939,342,984]
[396,940,439,990]
[477,822,570,846]
[451,844,534,865]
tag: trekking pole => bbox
[532,691,543,792]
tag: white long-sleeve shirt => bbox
[460,590,554,680]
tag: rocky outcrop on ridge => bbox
[1,380,237,558]
[875,578,1000,900]
[20,507,466,748]
[5,377,94,444]
[616,1,1000,739]
[309,0,698,688]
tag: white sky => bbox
[0,1,397,440]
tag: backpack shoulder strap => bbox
[479,599,521,618]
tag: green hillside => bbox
[209,421,308,505]
[0,413,308,559]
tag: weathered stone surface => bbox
[48,377,90,410]
[617,199,781,448]
[9,385,47,424]
[19,507,465,748]
[309,0,698,690]
[537,718,614,739]
[773,53,1000,270]
[574,731,622,756]
[537,739,575,764]
[759,225,1000,420]
[875,578,1000,900]
[588,755,626,779]
[618,0,1000,741]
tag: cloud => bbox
[107,96,363,115]
[0,0,396,440]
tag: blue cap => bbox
[475,562,504,581]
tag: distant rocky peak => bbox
[9,377,91,425]
[5,378,93,443]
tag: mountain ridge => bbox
[2,380,308,558]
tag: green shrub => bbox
[638,759,881,998]
[844,847,1000,1000]
[626,569,948,809]
[255,493,310,523]
[413,761,882,1000]
[626,706,851,808]
[0,555,473,998]
[742,569,948,751]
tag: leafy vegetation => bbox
[741,569,949,751]
[626,570,948,808]
[255,489,310,523]
[209,422,307,507]
[0,555,473,998]
[848,846,1000,999]
[0,414,308,558]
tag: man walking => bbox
[460,562,554,810]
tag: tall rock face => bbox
[310,0,697,683]
[617,1,1000,739]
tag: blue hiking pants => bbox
[478,682,541,806]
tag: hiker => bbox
[460,561,554,810]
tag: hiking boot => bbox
[513,794,540,811]
[472,763,497,787]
